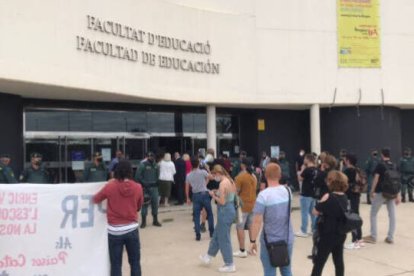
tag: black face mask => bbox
[34,160,41,166]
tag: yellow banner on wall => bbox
[337,0,381,68]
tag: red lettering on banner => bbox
[23,223,36,234]
[0,254,26,268]
[0,192,5,204]
[31,251,68,267]
[7,192,38,205]
[0,224,21,235]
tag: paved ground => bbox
[122,195,414,276]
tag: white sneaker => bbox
[218,264,236,273]
[356,240,366,247]
[295,231,309,238]
[199,254,212,265]
[344,242,361,250]
[233,250,248,258]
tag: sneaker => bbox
[363,235,377,244]
[199,254,212,265]
[356,240,366,247]
[233,250,248,258]
[344,242,361,250]
[385,237,394,244]
[218,264,236,273]
[295,231,309,238]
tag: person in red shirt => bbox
[93,160,144,276]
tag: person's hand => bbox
[249,242,258,256]
[395,195,401,205]
[209,190,215,197]
[186,198,192,205]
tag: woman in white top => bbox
[158,153,176,207]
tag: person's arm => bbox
[5,167,17,184]
[93,184,108,204]
[137,184,144,211]
[370,173,380,200]
[135,164,144,184]
[19,169,27,183]
[312,193,329,216]
[248,214,263,255]
[298,166,306,182]
[185,181,191,205]
[209,180,227,205]
[235,176,242,194]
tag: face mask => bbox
[300,152,304,156]
[214,176,221,182]
[34,160,41,166]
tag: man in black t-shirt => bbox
[363,148,401,244]
[296,154,317,237]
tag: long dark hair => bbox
[114,160,133,180]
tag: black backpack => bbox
[381,162,401,199]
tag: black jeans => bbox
[108,229,141,276]
[349,193,362,241]
[311,234,346,276]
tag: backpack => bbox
[352,167,367,193]
[382,162,401,199]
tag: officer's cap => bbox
[147,152,155,157]
[404,147,412,153]
[0,153,11,159]
[30,152,42,158]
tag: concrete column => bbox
[310,104,321,154]
[206,105,217,155]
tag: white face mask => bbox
[214,176,222,182]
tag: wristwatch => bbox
[250,239,256,243]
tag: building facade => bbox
[1,0,413,181]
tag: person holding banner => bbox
[93,160,144,276]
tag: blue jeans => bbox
[207,202,236,265]
[108,229,141,276]
[193,192,214,238]
[300,196,316,233]
[260,238,293,276]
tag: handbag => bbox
[263,186,291,267]
[332,194,363,234]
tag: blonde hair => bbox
[183,153,190,161]
[211,164,232,180]
[164,153,171,161]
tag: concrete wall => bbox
[0,0,413,107]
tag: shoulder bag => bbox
[263,186,291,267]
[332,194,363,234]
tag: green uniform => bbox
[135,160,160,219]
[279,159,291,185]
[399,156,414,201]
[19,166,50,183]
[83,162,108,182]
[231,159,241,179]
[0,163,17,183]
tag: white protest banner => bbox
[0,182,109,276]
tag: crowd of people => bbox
[0,146,412,276]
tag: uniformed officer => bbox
[135,152,161,228]
[279,151,291,186]
[399,147,414,203]
[19,153,50,183]
[364,149,380,204]
[83,152,108,182]
[0,154,17,183]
